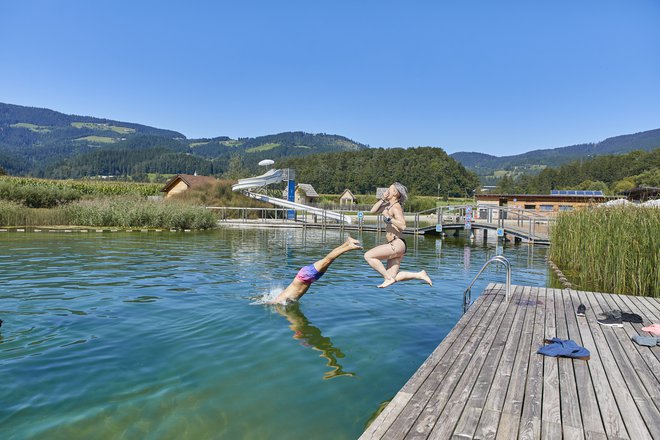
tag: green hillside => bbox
[0,103,368,177]
[452,128,660,183]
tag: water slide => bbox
[232,169,352,224]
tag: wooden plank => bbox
[584,290,644,439]
[563,289,607,437]
[604,293,660,381]
[574,290,630,439]
[473,285,534,439]
[517,286,546,440]
[613,293,660,364]
[551,288,585,439]
[494,286,541,440]
[636,296,660,318]
[360,284,504,439]
[361,286,660,440]
[541,288,561,431]
[403,286,516,439]
[540,420,562,439]
[590,292,659,439]
[361,392,414,440]
[451,284,527,439]
[432,286,529,439]
[372,284,507,439]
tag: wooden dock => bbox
[360,284,660,439]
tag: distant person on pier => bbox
[364,182,432,288]
[270,236,363,304]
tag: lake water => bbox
[0,228,549,439]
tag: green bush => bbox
[0,181,82,208]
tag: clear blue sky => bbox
[1,0,659,155]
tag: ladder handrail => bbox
[463,256,511,313]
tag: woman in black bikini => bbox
[364,182,432,288]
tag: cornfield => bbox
[550,206,660,297]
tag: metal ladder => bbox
[463,256,511,313]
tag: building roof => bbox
[161,174,217,192]
[339,188,356,199]
[476,193,613,202]
[296,183,319,197]
[551,189,604,196]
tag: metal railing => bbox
[462,256,511,314]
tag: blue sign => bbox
[497,227,504,237]
[435,224,442,232]
[287,179,296,220]
[357,211,364,219]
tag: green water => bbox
[0,228,549,439]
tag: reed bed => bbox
[550,206,660,297]
[0,197,217,230]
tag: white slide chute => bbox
[231,169,351,224]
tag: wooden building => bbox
[161,174,217,198]
[619,186,660,202]
[295,183,319,205]
[339,189,356,206]
[476,190,613,217]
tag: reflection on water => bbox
[274,303,356,380]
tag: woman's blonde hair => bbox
[393,182,408,205]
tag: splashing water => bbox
[251,285,286,305]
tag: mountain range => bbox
[450,129,660,183]
[1,102,658,181]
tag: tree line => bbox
[278,147,481,197]
[495,148,660,194]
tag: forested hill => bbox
[279,147,480,197]
[0,102,184,138]
[0,103,368,177]
[451,128,660,176]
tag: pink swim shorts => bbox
[295,264,324,285]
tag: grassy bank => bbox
[550,207,660,297]
[0,197,217,230]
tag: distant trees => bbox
[279,147,480,196]
[495,148,660,194]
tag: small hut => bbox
[161,174,217,198]
[295,183,319,205]
[339,189,356,206]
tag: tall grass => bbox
[550,207,660,297]
[0,197,217,229]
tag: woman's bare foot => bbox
[420,270,432,286]
[378,277,397,288]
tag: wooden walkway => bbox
[360,284,660,439]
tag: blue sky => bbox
[1,0,659,155]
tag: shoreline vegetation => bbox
[0,176,222,230]
[550,206,660,298]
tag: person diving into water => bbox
[269,236,363,304]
